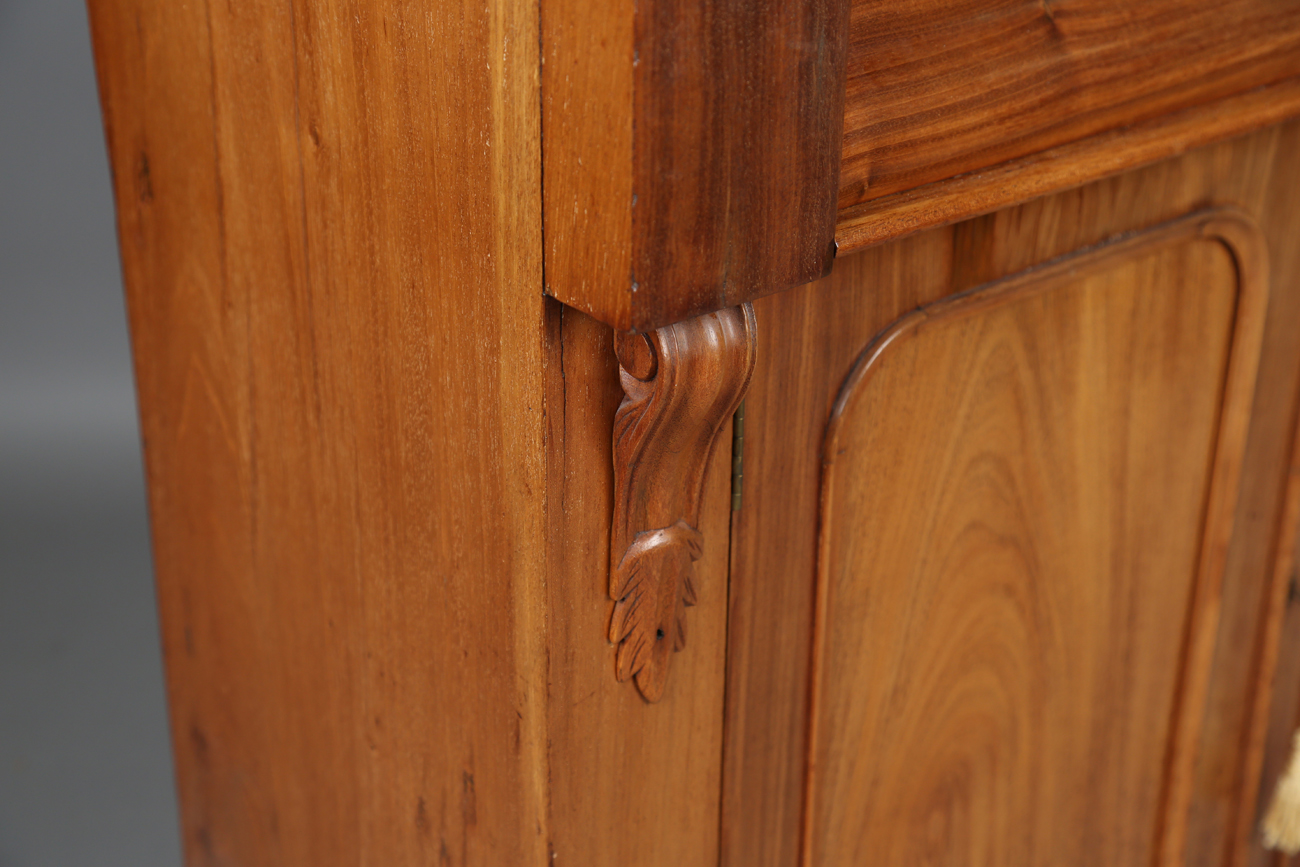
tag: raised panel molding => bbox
[805,210,1269,866]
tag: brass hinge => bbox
[731,400,745,511]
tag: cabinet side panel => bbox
[85,0,549,864]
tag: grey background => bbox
[0,1,182,865]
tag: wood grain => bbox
[723,121,1300,867]
[1243,389,1300,867]
[86,0,551,863]
[837,0,1300,211]
[807,212,1264,867]
[538,0,632,329]
[835,76,1300,258]
[610,306,756,702]
[86,0,1300,861]
[542,0,847,332]
[720,229,960,867]
[543,302,734,865]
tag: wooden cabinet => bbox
[84,0,1300,865]
[726,130,1300,867]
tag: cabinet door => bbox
[808,212,1263,866]
[722,121,1300,867]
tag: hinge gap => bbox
[731,400,745,511]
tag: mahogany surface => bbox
[835,76,1300,256]
[542,0,847,332]
[81,1,1300,864]
[543,303,736,865]
[810,212,1264,866]
[723,122,1300,867]
[608,306,756,702]
[87,0,553,863]
[838,0,1300,211]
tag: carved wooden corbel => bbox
[609,304,758,702]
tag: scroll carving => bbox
[610,304,757,702]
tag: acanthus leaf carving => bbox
[609,303,757,702]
